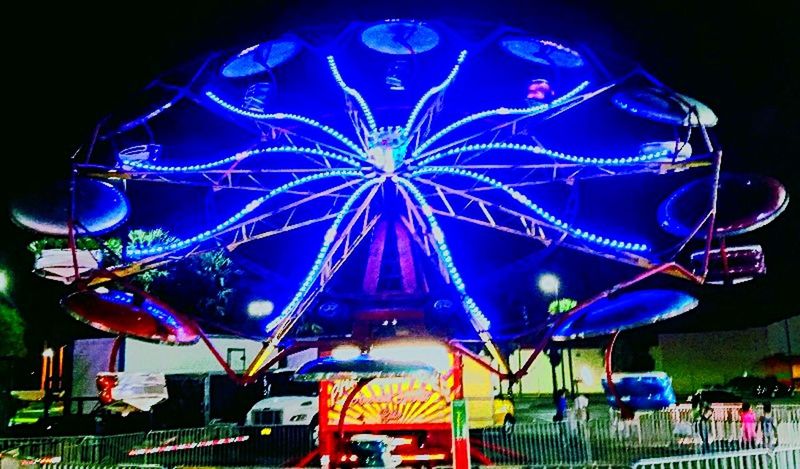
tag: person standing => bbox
[574,394,589,422]
[698,401,714,453]
[739,402,757,449]
[759,402,779,450]
[553,388,568,422]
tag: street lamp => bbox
[247,299,274,318]
[538,273,579,397]
[537,273,560,296]
[537,273,562,401]
[0,269,10,296]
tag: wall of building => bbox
[510,347,606,395]
[123,336,265,374]
[72,338,114,398]
[656,328,770,394]
[766,315,800,355]
[71,336,267,399]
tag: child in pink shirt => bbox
[740,402,757,448]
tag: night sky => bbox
[2,1,798,353]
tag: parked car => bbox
[719,376,794,399]
[688,389,742,405]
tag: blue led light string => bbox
[410,167,649,252]
[326,56,378,132]
[124,146,363,172]
[411,80,591,158]
[264,179,380,332]
[395,177,491,331]
[115,96,180,134]
[205,91,365,157]
[402,50,469,139]
[113,53,217,136]
[414,141,671,168]
[126,168,364,258]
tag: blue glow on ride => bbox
[126,169,365,258]
[327,55,378,132]
[123,146,363,172]
[402,50,468,139]
[204,91,365,156]
[414,142,671,168]
[410,80,591,158]
[411,166,649,252]
[90,19,744,348]
[264,179,381,332]
[396,177,491,331]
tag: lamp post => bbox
[538,273,561,402]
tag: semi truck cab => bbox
[245,369,320,444]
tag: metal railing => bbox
[0,405,799,468]
[0,425,242,467]
[0,425,313,468]
[481,414,800,466]
[632,445,800,469]
[664,404,800,424]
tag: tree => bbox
[0,302,26,359]
[27,229,172,291]
[548,298,577,315]
[149,249,237,322]
[0,302,26,428]
[29,229,238,322]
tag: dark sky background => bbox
[1,1,797,354]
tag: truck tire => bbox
[502,415,515,435]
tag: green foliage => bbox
[149,249,237,320]
[28,228,237,319]
[27,237,103,255]
[27,229,177,290]
[124,230,236,312]
[124,229,178,289]
[548,298,577,315]
[126,228,178,250]
[0,303,26,358]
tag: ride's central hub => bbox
[366,126,407,174]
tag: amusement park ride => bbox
[10,19,789,467]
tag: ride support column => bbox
[451,351,471,469]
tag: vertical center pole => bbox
[451,351,471,469]
[319,380,331,469]
[568,348,576,396]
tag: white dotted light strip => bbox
[411,80,591,158]
[116,98,178,134]
[126,169,364,258]
[402,50,469,139]
[414,141,671,167]
[326,55,378,131]
[395,176,491,331]
[264,179,380,333]
[124,146,363,172]
[205,91,365,156]
[410,166,649,252]
[127,436,249,456]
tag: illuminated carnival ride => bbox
[11,19,789,466]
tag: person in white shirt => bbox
[574,394,589,422]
